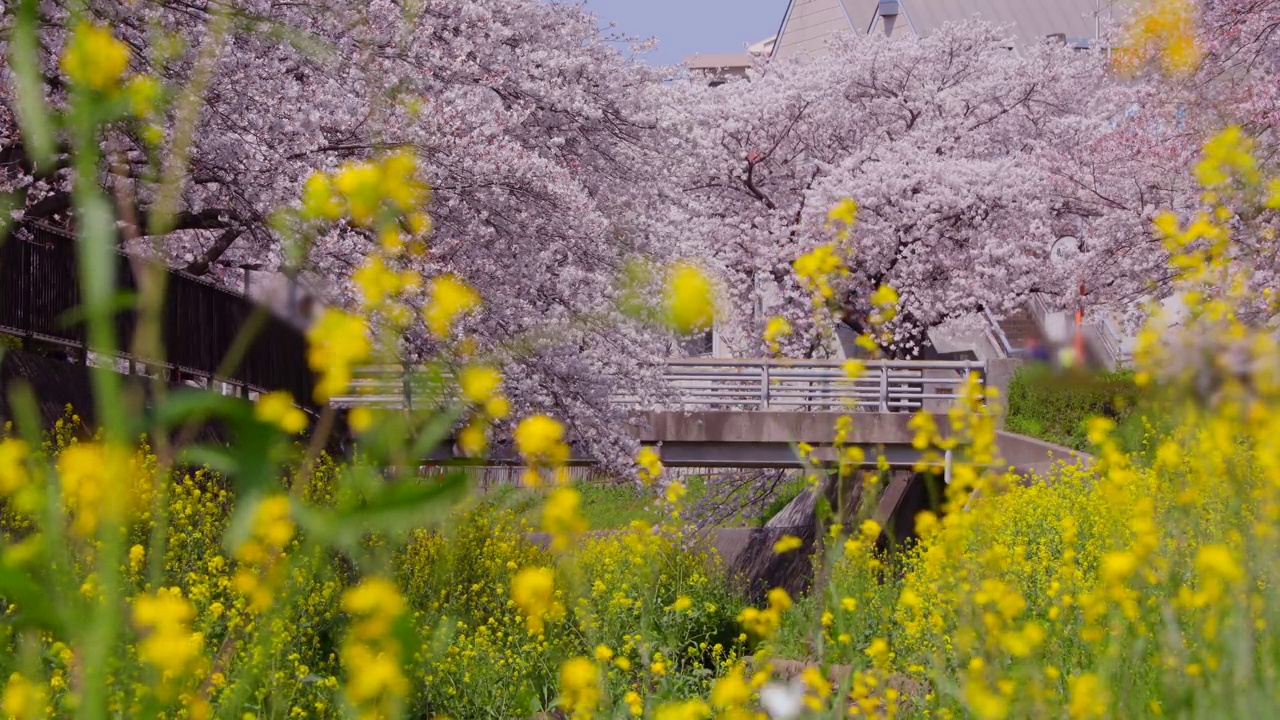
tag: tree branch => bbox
[184,226,245,275]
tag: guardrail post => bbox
[879,364,889,413]
[401,363,412,411]
[760,361,770,410]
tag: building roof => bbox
[773,0,1128,60]
[686,52,757,71]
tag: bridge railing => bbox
[0,222,316,400]
[331,359,985,413]
[614,358,984,413]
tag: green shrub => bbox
[1005,364,1142,452]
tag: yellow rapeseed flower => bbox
[58,443,134,536]
[424,275,481,338]
[557,657,600,719]
[859,518,881,541]
[794,244,847,302]
[132,587,205,681]
[869,284,900,323]
[128,544,146,573]
[333,162,384,226]
[349,407,375,433]
[624,690,644,716]
[800,666,832,710]
[300,173,344,221]
[124,75,160,117]
[511,566,562,634]
[1195,544,1242,583]
[764,316,792,352]
[827,198,858,228]
[1121,0,1200,75]
[1,673,45,720]
[353,256,405,309]
[61,23,131,92]
[514,415,570,471]
[343,577,406,639]
[636,446,663,485]
[305,308,371,402]
[1195,126,1259,188]
[0,439,29,496]
[653,699,711,720]
[710,666,751,709]
[1067,673,1107,719]
[457,420,488,457]
[542,487,587,553]
[772,534,803,554]
[255,391,308,434]
[459,365,502,404]
[663,262,716,333]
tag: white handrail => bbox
[331,359,987,413]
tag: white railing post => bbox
[879,364,889,413]
[760,361,770,410]
[401,363,412,411]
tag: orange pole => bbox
[1074,283,1086,365]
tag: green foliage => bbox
[1005,364,1143,452]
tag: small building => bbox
[685,36,777,84]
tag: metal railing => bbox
[333,359,985,413]
[1,222,316,400]
[620,358,985,413]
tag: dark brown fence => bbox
[0,223,315,401]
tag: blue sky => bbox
[580,0,787,66]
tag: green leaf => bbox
[409,403,467,461]
[0,563,65,633]
[155,388,252,429]
[295,472,468,549]
[10,0,57,165]
[179,445,241,476]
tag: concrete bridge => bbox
[334,358,1074,473]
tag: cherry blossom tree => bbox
[1,0,678,463]
[657,21,1112,359]
[1053,0,1280,323]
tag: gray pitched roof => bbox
[773,0,1129,59]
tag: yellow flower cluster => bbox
[254,391,308,434]
[56,441,146,537]
[514,414,570,486]
[663,262,716,333]
[1,673,45,720]
[302,151,429,230]
[342,578,409,720]
[793,244,847,305]
[132,587,205,687]
[763,316,792,354]
[456,364,511,457]
[558,657,601,719]
[772,535,803,554]
[510,566,564,634]
[60,23,131,92]
[306,308,372,402]
[542,486,588,553]
[737,588,792,640]
[233,494,294,613]
[424,274,481,339]
[1117,0,1200,75]
[0,439,31,511]
[636,446,663,485]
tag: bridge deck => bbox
[353,359,987,469]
